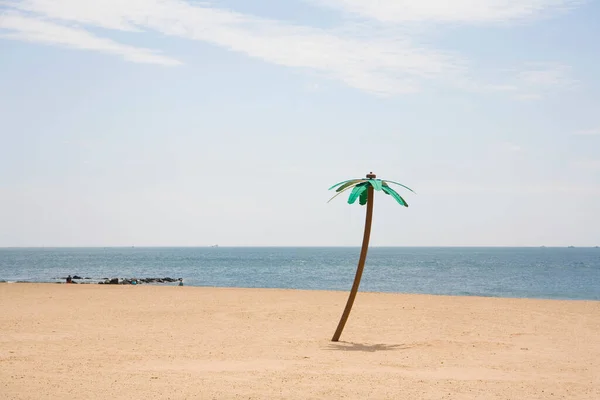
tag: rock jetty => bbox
[56,276,182,285]
[98,277,181,285]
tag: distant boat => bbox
[568,246,575,248]
[210,244,219,248]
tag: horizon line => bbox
[1,245,598,249]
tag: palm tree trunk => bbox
[331,186,374,342]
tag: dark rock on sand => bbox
[95,277,183,285]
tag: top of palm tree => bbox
[328,172,415,206]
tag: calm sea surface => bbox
[0,247,598,300]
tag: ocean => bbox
[0,247,598,300]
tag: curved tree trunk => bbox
[331,186,374,342]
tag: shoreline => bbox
[2,281,599,302]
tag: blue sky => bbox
[1,0,599,247]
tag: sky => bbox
[1,0,599,247]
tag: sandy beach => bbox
[1,284,598,399]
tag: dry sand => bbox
[1,284,598,399]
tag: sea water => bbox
[0,247,598,300]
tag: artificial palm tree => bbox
[328,172,414,342]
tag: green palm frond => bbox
[359,189,369,205]
[336,179,366,192]
[327,182,362,203]
[348,183,369,204]
[382,185,408,207]
[328,179,362,191]
[328,175,413,207]
[382,179,415,194]
[368,179,383,191]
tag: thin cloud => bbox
[0,11,182,66]
[307,0,582,23]
[500,142,524,152]
[0,0,583,95]
[572,159,600,170]
[515,93,543,101]
[3,0,465,94]
[478,62,578,100]
[517,62,577,89]
[572,128,600,136]
[420,181,600,195]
